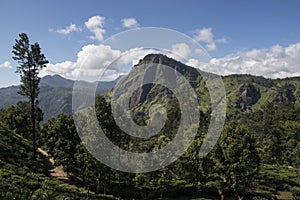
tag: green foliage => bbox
[0,122,115,199]
[258,164,300,193]
[1,53,300,199]
[0,101,43,139]
[0,168,111,199]
[206,123,260,199]
[41,113,79,172]
[12,33,48,160]
[40,89,300,199]
[41,112,114,195]
[292,187,300,200]
[240,102,300,166]
[12,33,48,99]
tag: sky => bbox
[0,0,300,87]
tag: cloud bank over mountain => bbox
[41,41,300,80]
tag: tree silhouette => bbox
[12,33,48,160]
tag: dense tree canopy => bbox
[0,101,43,139]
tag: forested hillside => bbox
[1,54,300,199]
[0,122,117,199]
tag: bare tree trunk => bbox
[218,190,225,200]
[31,97,36,161]
[103,182,106,195]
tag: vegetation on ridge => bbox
[0,39,300,199]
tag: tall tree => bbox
[12,33,48,160]
[212,122,260,199]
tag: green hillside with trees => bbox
[0,35,299,199]
[0,122,117,199]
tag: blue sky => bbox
[1,0,300,87]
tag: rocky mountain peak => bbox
[136,54,179,65]
[135,54,200,78]
[127,54,203,109]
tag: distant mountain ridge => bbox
[0,75,119,122]
[40,74,74,88]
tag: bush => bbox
[292,187,300,200]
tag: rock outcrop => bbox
[235,84,261,111]
[273,86,295,103]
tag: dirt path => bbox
[38,148,68,179]
[37,148,83,188]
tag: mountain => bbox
[82,54,300,198]
[1,54,300,199]
[222,74,300,116]
[0,54,299,123]
[0,75,119,122]
[123,54,300,116]
[40,74,74,88]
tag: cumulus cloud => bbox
[55,23,82,35]
[170,43,191,60]
[121,18,140,29]
[187,43,300,79]
[194,28,227,51]
[41,38,300,81]
[85,16,106,42]
[206,42,217,51]
[40,44,158,81]
[194,28,214,43]
[0,61,12,68]
[40,44,120,79]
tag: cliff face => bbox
[126,54,300,114]
[128,54,201,109]
[273,87,296,103]
[235,84,261,111]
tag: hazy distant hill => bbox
[0,75,119,122]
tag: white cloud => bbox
[195,48,206,56]
[55,23,82,35]
[40,37,300,81]
[85,16,106,42]
[41,61,76,77]
[194,27,227,51]
[121,18,140,29]
[187,43,300,79]
[76,44,120,69]
[194,28,214,43]
[40,44,158,81]
[216,38,228,44]
[170,43,191,60]
[206,42,217,51]
[117,48,150,65]
[40,44,121,79]
[0,61,12,68]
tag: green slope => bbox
[222,75,300,116]
[0,123,114,199]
